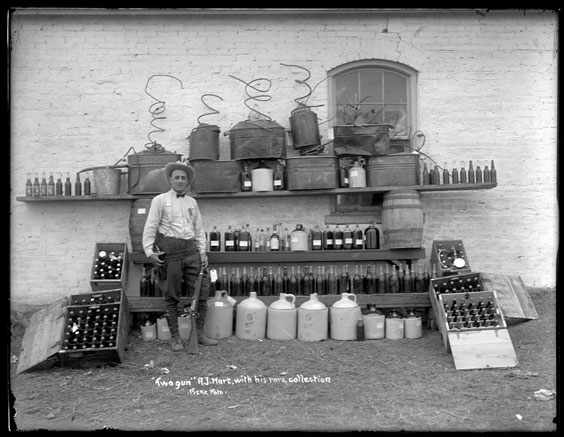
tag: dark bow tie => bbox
[176,193,185,198]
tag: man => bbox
[142,160,217,351]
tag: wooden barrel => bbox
[381,190,424,249]
[129,198,153,254]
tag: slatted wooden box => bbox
[429,273,519,370]
[16,289,130,374]
[90,243,128,291]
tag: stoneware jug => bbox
[267,293,297,340]
[330,292,361,340]
[297,293,328,341]
[235,292,267,340]
[204,289,234,339]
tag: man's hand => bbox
[199,251,208,269]
[149,251,165,267]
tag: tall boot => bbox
[196,303,218,346]
[165,305,184,352]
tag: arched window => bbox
[327,60,418,221]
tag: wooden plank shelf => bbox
[126,293,431,312]
[15,183,497,202]
[128,249,426,264]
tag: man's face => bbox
[169,169,189,193]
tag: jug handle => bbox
[221,290,229,298]
[348,293,357,303]
[285,294,296,305]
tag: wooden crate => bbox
[16,291,130,373]
[429,275,519,370]
[430,240,471,277]
[69,288,123,306]
[90,243,128,291]
[59,294,130,368]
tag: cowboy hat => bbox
[164,161,196,183]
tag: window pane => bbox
[359,70,383,103]
[383,104,409,135]
[335,71,359,105]
[384,71,407,103]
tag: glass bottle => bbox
[343,225,353,250]
[209,225,221,252]
[460,162,467,184]
[224,225,235,252]
[270,225,280,251]
[289,266,298,295]
[25,173,33,197]
[253,228,260,252]
[238,224,251,252]
[339,265,350,293]
[432,165,441,185]
[483,161,491,183]
[279,225,287,251]
[415,264,426,293]
[339,161,349,188]
[248,266,258,294]
[422,162,430,185]
[40,172,48,196]
[326,265,338,295]
[84,176,91,195]
[364,222,380,250]
[282,266,290,293]
[241,162,252,191]
[352,265,363,294]
[322,225,334,251]
[74,173,82,196]
[265,227,271,251]
[240,266,249,296]
[404,264,413,293]
[32,174,41,196]
[468,160,475,183]
[140,266,148,296]
[274,267,284,295]
[47,172,55,196]
[219,266,230,293]
[389,265,400,293]
[378,265,387,294]
[442,162,450,184]
[316,266,325,295]
[352,224,363,250]
[296,266,304,295]
[284,227,291,251]
[451,161,459,184]
[475,160,483,183]
[273,163,284,191]
[333,225,343,250]
[258,229,266,252]
[302,266,313,296]
[490,160,497,183]
[64,172,72,196]
[365,265,376,294]
[311,225,322,251]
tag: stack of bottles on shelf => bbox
[421,160,497,185]
[208,222,381,252]
[209,262,437,297]
[24,171,91,197]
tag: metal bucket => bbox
[333,124,391,157]
[191,160,243,193]
[227,119,286,160]
[290,107,321,149]
[127,149,182,195]
[188,123,220,161]
[93,167,122,195]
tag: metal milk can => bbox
[203,290,234,339]
[330,293,361,340]
[235,292,267,340]
[267,293,297,340]
[297,293,328,341]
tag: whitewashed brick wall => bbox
[10,9,558,309]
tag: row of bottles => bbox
[92,250,125,280]
[431,273,482,295]
[442,295,500,329]
[25,172,91,197]
[208,222,380,252]
[63,305,120,350]
[421,160,497,185]
[139,266,162,297]
[209,262,435,296]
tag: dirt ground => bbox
[8,288,559,432]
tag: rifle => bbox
[186,268,204,355]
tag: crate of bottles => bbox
[59,290,130,368]
[429,274,518,370]
[90,243,128,291]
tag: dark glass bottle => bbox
[209,225,221,252]
[415,264,426,293]
[302,266,313,296]
[389,265,400,293]
[316,266,325,295]
[397,264,405,293]
[261,267,273,296]
[364,222,380,249]
[224,225,235,252]
[451,161,459,184]
[339,162,349,188]
[140,266,148,296]
[219,266,230,293]
[240,266,249,296]
[229,268,242,296]
[269,225,280,252]
[442,162,450,184]
[468,160,475,183]
[460,162,467,184]
[339,265,350,293]
[64,172,72,196]
[47,173,55,196]
[343,225,353,250]
[248,266,258,294]
[365,265,376,294]
[422,162,430,185]
[241,162,252,191]
[289,266,299,295]
[432,165,441,185]
[377,265,387,294]
[490,160,497,183]
[238,224,251,252]
[83,177,91,195]
[333,225,343,250]
[274,267,284,295]
[326,265,338,295]
[296,266,304,295]
[32,174,40,197]
[404,264,414,293]
[352,265,363,294]
[273,163,284,191]
[282,266,290,294]
[40,173,48,196]
[322,225,334,250]
[311,225,322,251]
[483,161,491,183]
[25,174,33,197]
[75,173,82,196]
[352,224,363,250]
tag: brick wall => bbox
[10,9,558,308]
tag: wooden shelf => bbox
[129,249,426,264]
[15,183,497,202]
[126,293,431,312]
